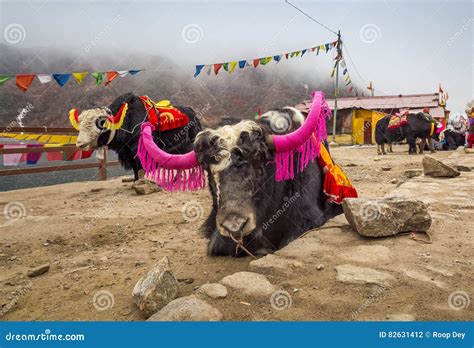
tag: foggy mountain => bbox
[0,44,357,128]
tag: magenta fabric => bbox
[137,122,205,192]
[272,91,331,181]
[26,144,43,165]
[3,144,27,166]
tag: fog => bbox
[0,0,472,113]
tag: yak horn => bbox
[69,109,80,131]
[137,122,205,192]
[104,103,128,130]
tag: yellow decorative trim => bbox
[69,109,80,130]
[105,103,128,130]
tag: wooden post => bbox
[99,149,107,180]
[331,30,342,144]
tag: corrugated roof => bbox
[295,93,441,113]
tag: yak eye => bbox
[95,117,107,130]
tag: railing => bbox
[0,127,120,180]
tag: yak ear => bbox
[194,130,219,164]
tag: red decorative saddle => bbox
[388,114,408,130]
[139,96,189,131]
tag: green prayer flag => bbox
[223,63,229,71]
[0,76,12,86]
[91,72,104,85]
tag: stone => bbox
[275,238,322,260]
[390,179,398,184]
[317,264,325,271]
[403,169,423,178]
[132,179,162,195]
[132,256,180,318]
[196,283,228,299]
[147,295,222,321]
[220,271,276,296]
[27,263,50,277]
[402,269,446,289]
[422,155,460,178]
[381,166,392,171]
[122,176,135,183]
[336,264,395,287]
[249,254,305,276]
[373,157,381,162]
[386,314,415,321]
[342,197,432,237]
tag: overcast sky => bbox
[0,0,472,113]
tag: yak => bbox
[137,92,351,257]
[375,112,439,155]
[69,92,202,181]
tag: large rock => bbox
[220,271,276,296]
[132,256,179,318]
[342,197,431,237]
[27,263,50,277]
[196,283,228,299]
[147,295,222,321]
[422,155,460,178]
[249,254,305,276]
[336,264,395,287]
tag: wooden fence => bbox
[0,127,120,180]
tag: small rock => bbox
[422,155,460,178]
[122,176,135,183]
[90,188,103,193]
[27,263,50,277]
[132,256,180,318]
[403,169,423,178]
[342,197,431,237]
[373,157,381,161]
[390,178,398,184]
[249,254,304,276]
[453,165,471,172]
[196,283,228,299]
[386,314,415,321]
[317,264,325,271]
[132,180,162,195]
[220,271,276,297]
[336,264,395,287]
[147,295,222,321]
[100,256,108,262]
[381,166,392,171]
[135,260,145,267]
[177,278,194,284]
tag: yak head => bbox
[69,103,128,150]
[193,107,305,239]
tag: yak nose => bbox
[221,215,248,237]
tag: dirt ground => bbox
[0,145,472,321]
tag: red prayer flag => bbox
[104,71,119,86]
[214,63,223,75]
[16,75,35,92]
[285,53,289,59]
[253,59,260,68]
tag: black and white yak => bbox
[69,92,202,181]
[136,92,354,256]
[375,112,440,155]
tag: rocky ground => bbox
[0,145,472,321]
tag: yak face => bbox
[194,121,271,239]
[76,108,112,150]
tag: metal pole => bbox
[331,30,342,144]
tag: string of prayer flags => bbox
[194,41,337,77]
[0,70,142,92]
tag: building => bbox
[295,93,449,145]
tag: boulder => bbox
[336,264,395,287]
[220,271,276,297]
[342,197,431,237]
[132,256,179,318]
[422,155,460,178]
[249,254,305,276]
[403,169,423,178]
[27,263,50,277]
[147,295,222,321]
[196,283,228,299]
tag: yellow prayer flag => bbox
[320,45,325,51]
[229,62,238,73]
[72,72,89,84]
